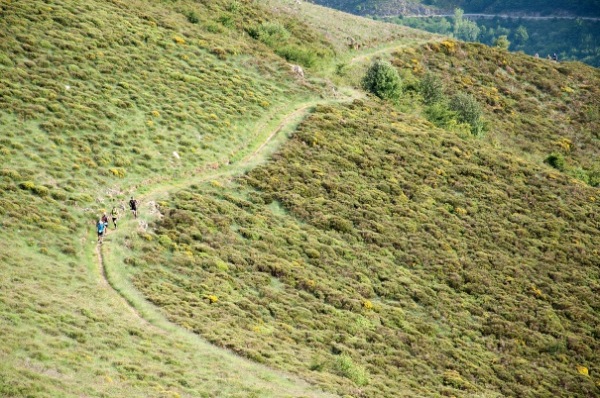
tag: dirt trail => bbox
[91,95,360,393]
[91,48,378,395]
[246,103,314,162]
[349,37,442,65]
[95,238,152,327]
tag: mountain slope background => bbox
[311,0,600,67]
[1,0,599,397]
[310,0,600,17]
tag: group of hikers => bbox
[96,196,138,243]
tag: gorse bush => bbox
[185,10,199,24]
[424,102,457,128]
[362,59,402,100]
[334,354,369,386]
[545,152,566,171]
[275,45,317,67]
[248,22,291,47]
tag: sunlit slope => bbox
[124,97,599,397]
[0,236,338,398]
[0,0,345,396]
[391,40,600,182]
[1,0,599,397]
[0,0,317,201]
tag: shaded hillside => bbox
[126,44,600,396]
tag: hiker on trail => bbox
[552,53,558,61]
[129,196,138,219]
[111,206,119,229]
[101,213,109,236]
[97,218,106,243]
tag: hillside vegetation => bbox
[1,0,599,397]
[0,0,357,396]
[122,39,600,398]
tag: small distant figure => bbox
[290,64,304,79]
[111,206,119,229]
[547,54,551,60]
[97,218,106,243]
[347,36,361,51]
[534,53,539,58]
[552,53,558,62]
[101,213,109,236]
[129,196,138,219]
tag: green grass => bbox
[0,0,358,396]
[1,0,599,397]
[0,233,335,398]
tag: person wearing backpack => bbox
[110,206,119,229]
[97,218,106,244]
[129,196,138,219]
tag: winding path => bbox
[93,84,368,396]
[92,40,410,395]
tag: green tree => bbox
[362,59,402,100]
[449,92,484,136]
[424,102,457,128]
[453,8,480,42]
[494,35,510,50]
[514,25,529,46]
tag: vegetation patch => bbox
[128,99,600,397]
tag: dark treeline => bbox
[423,0,600,16]
[312,0,600,17]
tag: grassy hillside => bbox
[0,0,366,396]
[119,40,600,397]
[1,0,599,397]
[391,41,600,179]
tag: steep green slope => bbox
[1,0,599,397]
[0,0,351,396]
[122,43,600,396]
